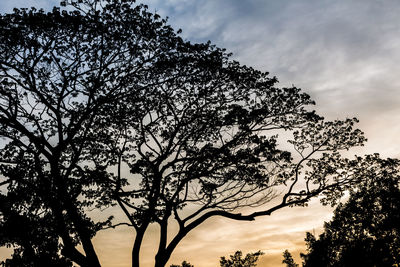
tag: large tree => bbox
[0,0,196,265]
[0,1,367,266]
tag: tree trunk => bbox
[154,252,169,267]
[50,160,101,267]
[132,227,148,267]
[161,226,195,267]
[154,254,169,267]
[65,202,101,267]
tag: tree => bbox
[108,67,366,266]
[300,155,400,267]
[169,251,262,267]
[282,250,298,267]
[0,0,198,266]
[0,191,75,267]
[220,251,264,267]
[170,261,194,267]
[0,1,368,267]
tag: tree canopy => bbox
[282,250,298,267]
[0,0,369,266]
[300,155,400,266]
[220,251,264,267]
[169,251,262,267]
[170,261,194,267]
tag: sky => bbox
[1,0,400,266]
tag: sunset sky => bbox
[1,0,400,266]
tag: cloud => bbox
[143,0,400,159]
[142,1,400,97]
[0,0,56,12]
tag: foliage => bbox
[0,192,73,266]
[300,156,400,267]
[282,250,298,267]
[0,0,368,266]
[169,251,262,267]
[170,261,194,267]
[220,251,264,267]
[0,0,191,265]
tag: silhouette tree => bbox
[300,155,400,267]
[170,261,194,267]
[169,251,262,267]
[0,194,73,267]
[282,250,298,267]
[110,76,366,266]
[0,0,205,266]
[0,0,368,267]
[220,251,264,267]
